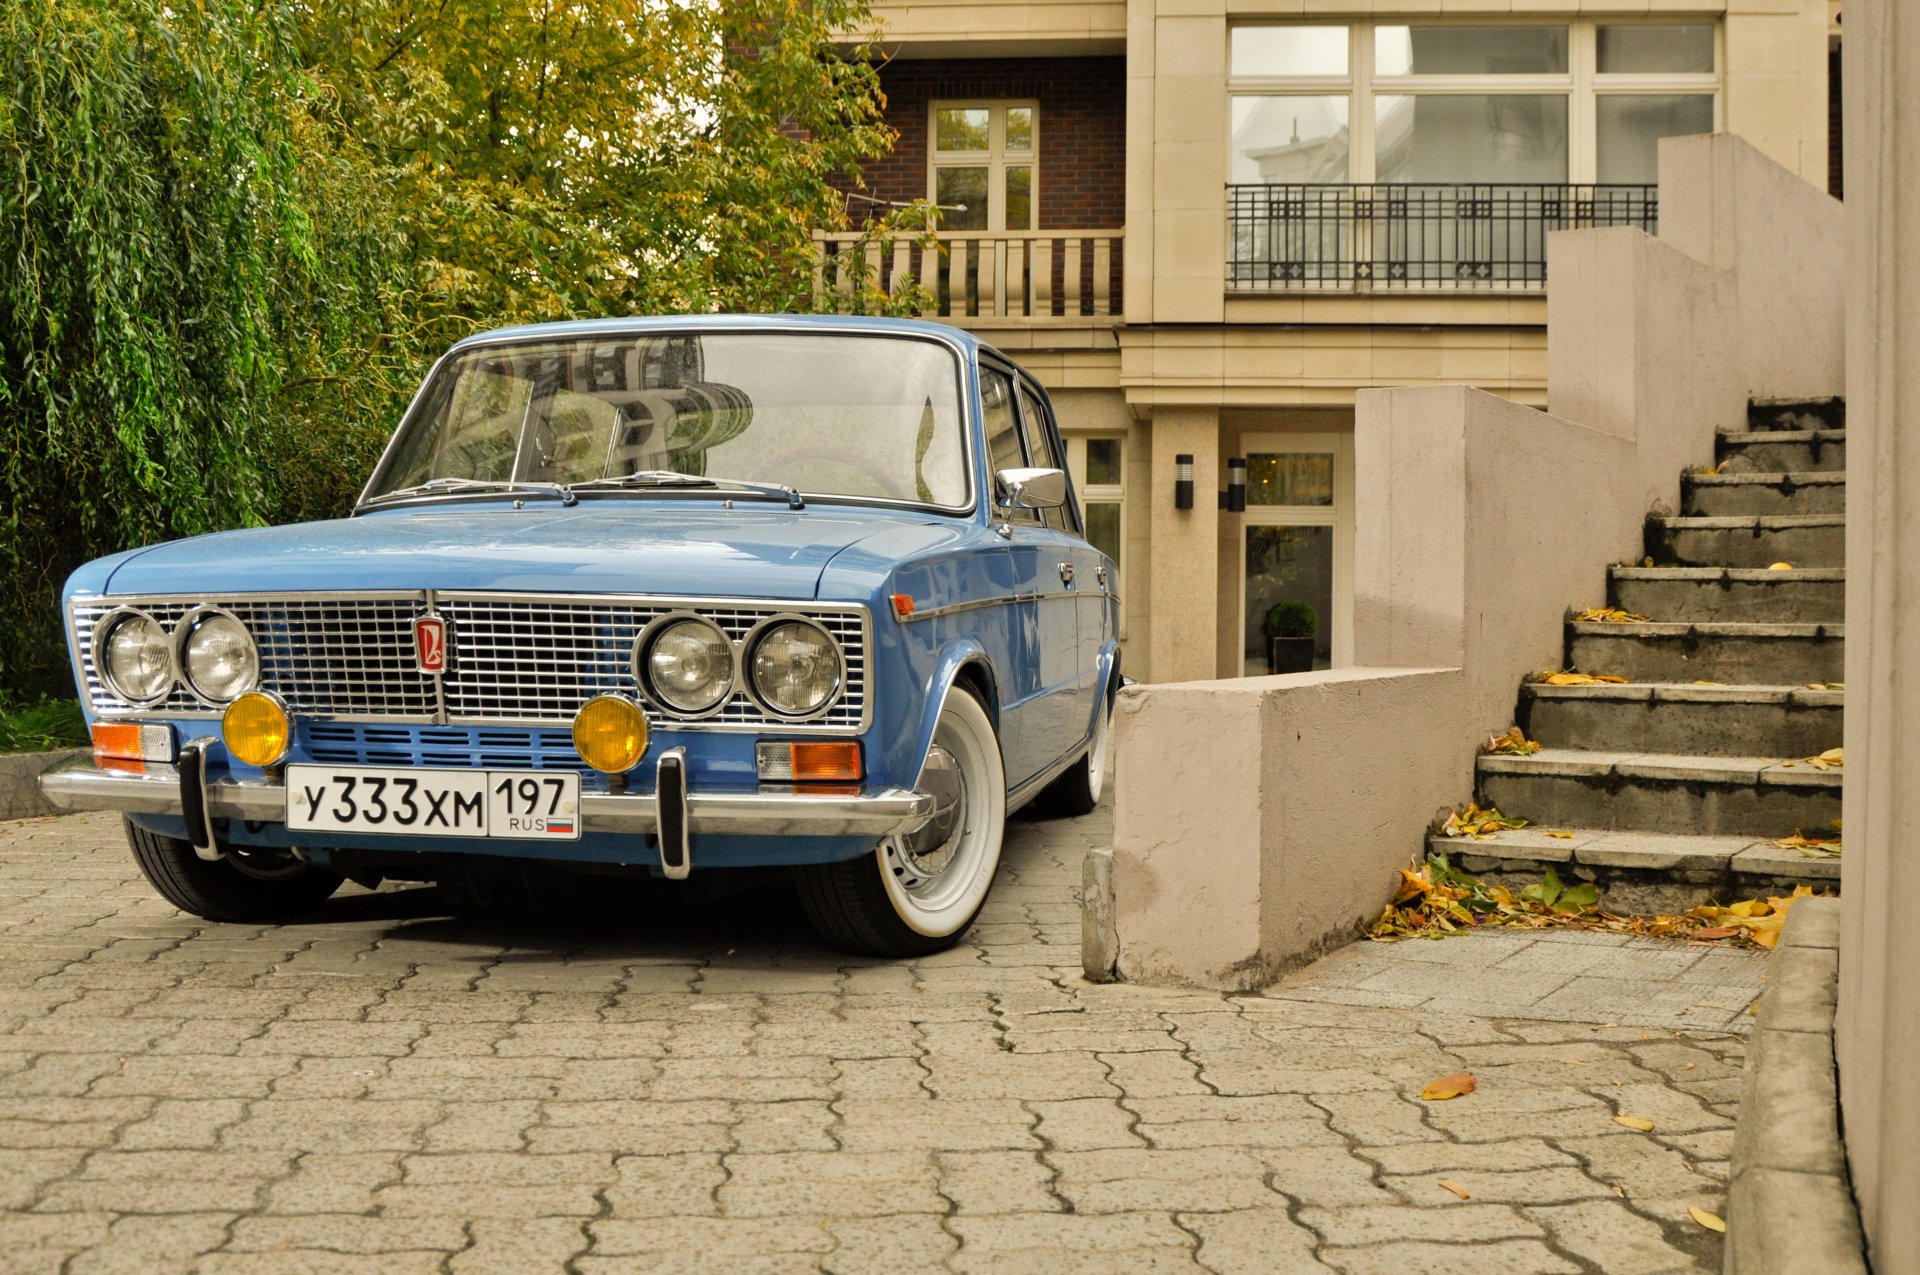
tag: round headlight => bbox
[640,616,734,715]
[98,611,173,705]
[180,609,259,703]
[223,691,291,768]
[748,619,842,718]
[573,694,649,774]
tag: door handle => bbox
[1058,562,1075,585]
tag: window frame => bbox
[1227,19,1723,187]
[928,100,1041,232]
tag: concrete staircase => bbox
[1438,399,1846,909]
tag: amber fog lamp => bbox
[222,691,291,768]
[573,694,649,774]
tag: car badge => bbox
[414,614,451,675]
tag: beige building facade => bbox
[834,0,1834,684]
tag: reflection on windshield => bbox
[372,332,970,507]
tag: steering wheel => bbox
[746,447,913,502]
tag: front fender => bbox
[907,639,1001,786]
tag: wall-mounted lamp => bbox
[1174,454,1194,510]
[1223,457,1247,512]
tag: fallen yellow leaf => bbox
[1420,1073,1478,1101]
[1545,830,1576,840]
[1438,1180,1471,1200]
[1769,562,1795,570]
[1613,1115,1657,1132]
[1690,1206,1727,1233]
[1542,671,1631,687]
[1574,607,1651,624]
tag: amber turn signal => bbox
[222,691,291,768]
[573,694,649,774]
[755,740,863,783]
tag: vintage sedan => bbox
[41,316,1119,955]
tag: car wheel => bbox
[798,684,1006,957]
[124,817,343,923]
[1036,682,1112,818]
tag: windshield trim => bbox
[354,322,981,519]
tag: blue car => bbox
[42,316,1119,955]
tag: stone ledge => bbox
[1725,897,1866,1274]
[0,748,87,821]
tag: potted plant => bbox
[1263,600,1319,675]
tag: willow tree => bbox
[2,0,897,696]
[0,0,387,693]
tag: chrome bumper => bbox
[37,756,936,839]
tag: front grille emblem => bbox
[414,614,451,674]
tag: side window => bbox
[1016,383,1072,531]
[982,367,1041,524]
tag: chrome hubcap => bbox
[899,745,965,880]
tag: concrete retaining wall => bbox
[1104,134,1847,989]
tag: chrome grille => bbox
[73,595,431,719]
[439,594,869,729]
[74,591,870,731]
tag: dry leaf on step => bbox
[1438,1180,1471,1200]
[1420,1074,1477,1101]
[1690,1206,1727,1233]
[1612,1115,1657,1132]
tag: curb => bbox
[1724,896,1867,1274]
[0,748,87,821]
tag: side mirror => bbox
[995,467,1068,511]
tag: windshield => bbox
[368,331,971,508]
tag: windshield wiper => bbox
[566,469,804,509]
[368,477,577,507]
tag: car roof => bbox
[451,313,996,358]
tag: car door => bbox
[1016,378,1106,719]
[978,362,1052,787]
[1009,371,1094,775]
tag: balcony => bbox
[1227,183,1658,294]
[812,230,1123,324]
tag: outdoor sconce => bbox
[1221,457,1247,512]
[1174,454,1194,510]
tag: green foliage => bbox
[0,696,88,754]
[1262,599,1319,640]
[2,0,901,697]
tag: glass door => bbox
[1238,433,1354,675]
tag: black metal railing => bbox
[1226,183,1658,292]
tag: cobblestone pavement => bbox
[0,803,1763,1274]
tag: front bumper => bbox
[37,756,937,839]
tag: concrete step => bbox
[1682,471,1846,517]
[1716,429,1846,474]
[1747,397,1846,433]
[1431,826,1840,914]
[1476,748,1843,839]
[1520,682,1843,758]
[1566,620,1843,684]
[1648,514,1845,568]
[1610,566,1845,624]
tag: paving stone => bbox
[822,1214,958,1275]
[832,1097,1037,1152]
[1030,1098,1149,1152]
[718,1150,943,1217]
[1320,1238,1582,1274]
[1180,1207,1330,1272]
[936,1149,1064,1215]
[1527,1199,1709,1273]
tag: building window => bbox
[1066,435,1125,602]
[1228,20,1719,187]
[1228,21,1714,289]
[930,102,1038,231]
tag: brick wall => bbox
[853,57,1126,230]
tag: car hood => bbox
[101,502,958,600]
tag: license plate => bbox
[285,765,581,840]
